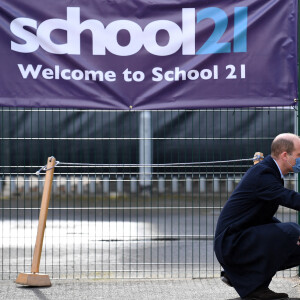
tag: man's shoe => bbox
[220,271,233,287]
[243,286,289,300]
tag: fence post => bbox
[139,111,152,190]
[172,176,178,193]
[130,176,137,193]
[297,3,300,277]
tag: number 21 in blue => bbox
[196,7,248,54]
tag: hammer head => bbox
[15,273,51,287]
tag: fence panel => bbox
[0,107,298,279]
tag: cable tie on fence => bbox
[35,161,60,175]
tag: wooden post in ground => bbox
[15,157,56,287]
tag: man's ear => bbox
[280,151,288,161]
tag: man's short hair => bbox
[271,134,297,158]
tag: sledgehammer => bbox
[15,157,56,287]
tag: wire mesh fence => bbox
[0,107,298,279]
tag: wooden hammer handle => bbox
[31,157,56,274]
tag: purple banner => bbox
[0,0,298,109]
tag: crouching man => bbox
[214,133,300,299]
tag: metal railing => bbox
[0,107,298,279]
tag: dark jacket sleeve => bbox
[271,216,281,223]
[256,168,300,211]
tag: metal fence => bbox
[0,107,298,280]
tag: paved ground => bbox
[1,205,297,280]
[1,277,300,300]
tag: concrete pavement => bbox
[1,277,300,300]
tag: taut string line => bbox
[35,154,264,176]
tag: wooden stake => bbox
[16,157,56,287]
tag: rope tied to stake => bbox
[35,157,60,175]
